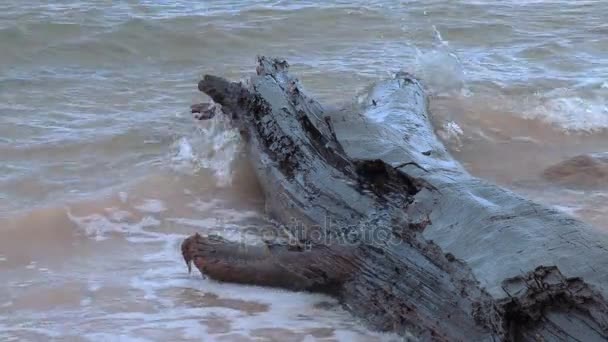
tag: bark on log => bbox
[182,57,608,341]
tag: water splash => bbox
[172,113,241,186]
[409,26,466,95]
[437,121,464,151]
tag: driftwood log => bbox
[182,57,608,341]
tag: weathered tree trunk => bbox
[182,57,608,341]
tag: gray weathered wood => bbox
[182,57,608,341]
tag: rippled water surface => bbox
[2,1,608,341]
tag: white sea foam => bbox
[443,121,464,138]
[436,120,464,150]
[524,96,608,132]
[122,233,403,342]
[5,1,608,340]
[134,199,167,213]
[166,217,217,229]
[187,198,221,212]
[67,209,160,241]
[106,208,133,221]
[173,137,195,163]
[552,205,580,216]
[173,114,242,187]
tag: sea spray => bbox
[172,112,242,187]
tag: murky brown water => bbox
[2,1,608,341]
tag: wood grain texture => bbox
[182,57,608,341]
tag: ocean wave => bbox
[524,96,608,133]
[1,5,393,67]
[0,21,88,44]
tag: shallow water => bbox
[2,1,608,341]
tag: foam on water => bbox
[3,0,608,339]
[172,114,242,187]
[1,182,403,341]
[437,121,465,150]
[524,96,608,133]
[174,137,195,163]
[134,199,167,213]
[124,232,404,341]
[67,208,161,241]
